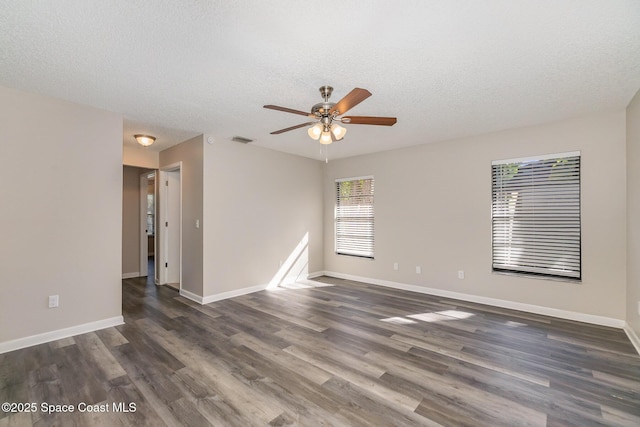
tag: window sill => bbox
[336,252,374,260]
[492,270,581,284]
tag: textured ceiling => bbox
[1,1,639,160]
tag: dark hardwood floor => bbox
[2,275,640,426]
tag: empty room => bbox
[1,1,640,426]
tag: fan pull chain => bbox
[317,139,329,163]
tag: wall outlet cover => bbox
[48,295,59,308]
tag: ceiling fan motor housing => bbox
[311,102,336,116]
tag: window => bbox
[146,193,155,235]
[336,176,374,258]
[491,152,581,280]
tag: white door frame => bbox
[139,172,149,277]
[158,162,182,289]
[139,171,157,279]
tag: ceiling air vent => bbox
[231,136,253,144]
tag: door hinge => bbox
[165,221,168,227]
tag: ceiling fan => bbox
[264,86,397,144]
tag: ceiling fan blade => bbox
[270,121,316,135]
[342,116,397,126]
[329,88,372,115]
[264,104,313,117]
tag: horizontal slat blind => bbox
[492,154,581,279]
[336,177,374,258]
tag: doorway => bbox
[140,171,156,281]
[159,163,182,290]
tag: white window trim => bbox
[335,176,375,259]
[335,175,374,183]
[491,152,581,281]
[492,151,580,165]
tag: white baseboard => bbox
[624,323,640,355]
[320,271,625,329]
[181,272,326,305]
[0,316,124,354]
[202,284,267,304]
[179,284,268,305]
[179,288,203,304]
[122,272,140,279]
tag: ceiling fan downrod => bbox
[319,85,333,102]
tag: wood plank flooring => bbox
[1,276,640,426]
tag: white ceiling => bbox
[1,1,639,160]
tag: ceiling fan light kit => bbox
[264,85,397,145]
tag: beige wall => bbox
[324,111,627,320]
[159,135,204,296]
[627,89,640,334]
[122,166,141,276]
[123,145,159,169]
[0,85,123,344]
[203,138,324,297]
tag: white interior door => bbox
[165,169,181,286]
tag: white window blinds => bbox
[491,152,581,280]
[336,177,374,258]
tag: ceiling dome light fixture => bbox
[134,134,156,147]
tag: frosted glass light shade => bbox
[307,123,323,140]
[331,124,347,140]
[134,134,156,147]
[319,131,332,145]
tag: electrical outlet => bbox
[48,295,59,308]
[416,266,421,274]
[458,270,465,279]
[195,219,200,229]
[393,262,399,271]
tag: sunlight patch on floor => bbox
[382,310,475,325]
[273,280,335,290]
[433,310,475,319]
[505,320,527,327]
[381,316,417,325]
